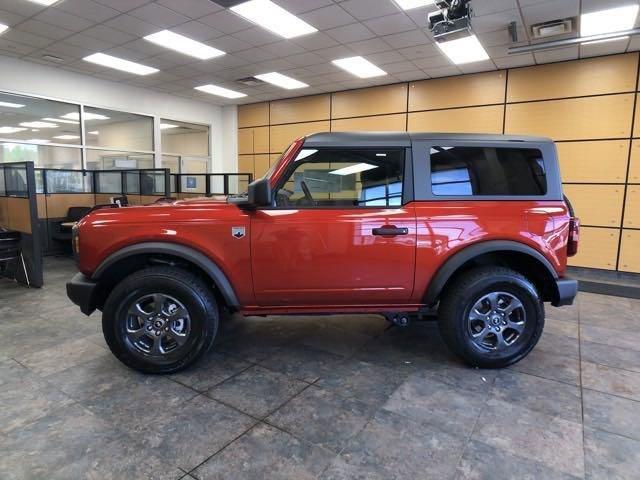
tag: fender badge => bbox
[231,226,245,239]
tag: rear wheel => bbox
[102,266,218,374]
[438,266,544,368]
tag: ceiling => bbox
[0,0,638,105]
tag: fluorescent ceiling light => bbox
[330,163,378,176]
[20,121,58,128]
[0,127,27,134]
[53,135,80,140]
[160,123,179,130]
[25,139,50,144]
[42,117,78,124]
[295,149,318,161]
[393,0,433,10]
[26,0,59,5]
[0,101,25,108]
[582,36,630,46]
[195,84,247,99]
[581,5,639,36]
[83,53,158,76]
[436,34,489,64]
[255,72,308,89]
[231,0,317,39]
[0,24,8,35]
[144,30,225,60]
[88,130,99,135]
[62,112,110,121]
[332,56,387,78]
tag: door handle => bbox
[372,226,409,236]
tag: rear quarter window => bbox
[430,146,547,196]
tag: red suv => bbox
[67,132,579,374]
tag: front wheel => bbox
[438,267,544,368]
[102,266,219,374]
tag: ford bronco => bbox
[67,132,579,374]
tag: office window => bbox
[430,146,547,196]
[275,149,404,207]
[85,107,153,152]
[161,119,209,156]
[0,143,81,169]
[0,92,81,146]
[86,149,153,170]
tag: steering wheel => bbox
[300,181,314,204]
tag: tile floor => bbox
[0,257,639,479]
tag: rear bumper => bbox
[552,277,578,307]
[66,272,98,316]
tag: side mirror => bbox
[247,178,272,207]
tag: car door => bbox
[250,147,417,306]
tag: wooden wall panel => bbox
[562,184,624,227]
[253,126,269,153]
[331,114,406,132]
[409,71,506,111]
[0,197,8,227]
[505,94,634,140]
[95,193,115,204]
[556,140,629,183]
[270,121,330,153]
[238,155,254,176]
[254,154,270,178]
[270,95,330,125]
[568,227,619,270]
[630,140,640,183]
[270,154,281,166]
[619,230,640,273]
[238,102,269,128]
[237,128,254,155]
[507,54,638,102]
[623,186,640,228]
[7,197,31,234]
[46,194,95,219]
[408,105,503,134]
[332,84,408,118]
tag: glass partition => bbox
[44,170,93,193]
[0,167,5,195]
[85,107,153,152]
[96,172,122,194]
[86,149,154,170]
[180,174,206,195]
[0,143,81,169]
[3,164,29,197]
[161,119,209,157]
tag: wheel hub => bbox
[467,291,526,351]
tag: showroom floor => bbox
[0,258,639,479]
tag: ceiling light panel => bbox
[581,5,639,36]
[332,56,387,78]
[61,112,110,121]
[195,84,247,99]
[394,0,433,10]
[231,0,318,39]
[436,34,489,64]
[0,101,24,108]
[20,121,58,128]
[26,0,59,5]
[160,123,179,129]
[0,127,27,134]
[255,72,308,89]
[144,30,225,60]
[330,163,378,176]
[0,23,8,35]
[83,53,158,76]
[53,135,80,140]
[42,117,78,124]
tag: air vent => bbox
[531,18,575,39]
[42,54,64,62]
[236,76,267,87]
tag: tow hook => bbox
[384,312,411,328]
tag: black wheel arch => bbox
[424,240,559,306]
[91,242,240,310]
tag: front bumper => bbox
[66,272,99,315]
[552,277,578,307]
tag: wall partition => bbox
[237,52,640,275]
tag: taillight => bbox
[567,218,579,257]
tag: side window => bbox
[430,146,547,196]
[275,148,404,207]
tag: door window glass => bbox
[275,149,404,207]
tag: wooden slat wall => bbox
[237,52,640,273]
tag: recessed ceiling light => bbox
[83,53,158,76]
[160,123,179,130]
[581,5,639,37]
[144,30,225,60]
[393,0,433,10]
[330,163,378,176]
[19,121,58,128]
[231,0,317,39]
[26,0,59,5]
[255,72,308,89]
[53,135,80,140]
[25,139,50,144]
[0,101,25,108]
[436,34,489,64]
[0,127,27,134]
[0,23,8,35]
[195,84,247,99]
[61,112,110,121]
[332,56,387,78]
[88,130,99,135]
[42,117,79,124]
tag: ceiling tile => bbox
[120,38,166,56]
[104,46,151,61]
[2,29,52,49]
[339,0,401,21]
[291,32,340,51]
[304,62,338,75]
[260,40,306,57]
[0,0,45,17]
[533,45,579,64]
[381,60,419,73]
[93,0,151,13]
[171,20,225,41]
[300,5,356,30]
[347,37,393,55]
[55,0,120,23]
[422,65,462,78]
[326,22,376,43]
[66,33,116,51]
[412,54,452,69]
[83,25,137,45]
[232,26,282,46]
[271,0,333,14]
[458,59,497,74]
[628,35,640,52]
[34,7,94,31]
[493,53,535,68]
[476,29,515,48]
[397,43,439,60]
[157,0,223,19]
[364,12,415,36]
[382,29,430,49]
[0,8,26,26]
[37,41,92,61]
[17,19,74,41]
[104,14,160,37]
[206,35,253,53]
[580,37,629,58]
[284,51,327,67]
[0,38,37,56]
[313,45,355,61]
[234,47,278,63]
[199,10,252,34]
[128,3,191,28]
[393,69,426,81]
[472,0,518,16]
[368,50,407,64]
[521,0,579,27]
[471,9,521,34]
[254,58,296,72]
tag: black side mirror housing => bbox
[247,178,272,207]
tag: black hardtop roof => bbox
[303,131,553,148]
